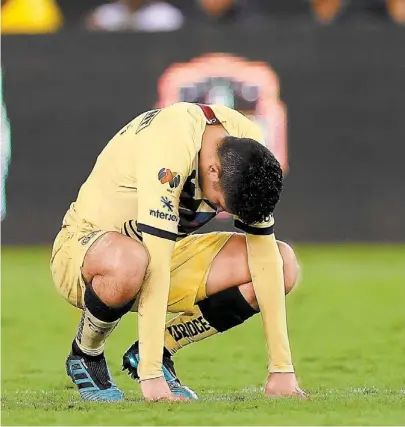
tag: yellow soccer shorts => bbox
[50,228,234,314]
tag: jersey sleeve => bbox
[234,215,294,373]
[134,123,194,381]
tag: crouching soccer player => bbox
[50,102,306,401]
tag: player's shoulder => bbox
[128,103,199,139]
[151,103,203,130]
[211,105,264,144]
[160,102,200,118]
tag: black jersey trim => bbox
[204,199,219,211]
[123,222,131,237]
[137,223,178,241]
[129,220,143,241]
[234,219,274,236]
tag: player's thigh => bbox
[206,234,300,297]
[167,232,234,313]
[81,231,148,291]
[50,228,110,309]
[51,228,148,309]
[205,233,250,296]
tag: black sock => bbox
[197,286,257,332]
[74,283,135,357]
[163,286,258,355]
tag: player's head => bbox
[202,136,283,224]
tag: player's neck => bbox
[200,125,223,179]
[198,124,227,201]
[200,123,227,161]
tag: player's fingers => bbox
[294,388,309,398]
[173,394,190,402]
[158,394,187,402]
[146,395,186,402]
[264,389,308,399]
[264,389,289,398]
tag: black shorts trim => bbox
[137,223,178,241]
[234,219,274,236]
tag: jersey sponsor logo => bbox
[167,316,211,341]
[135,109,161,134]
[161,196,174,212]
[158,168,181,188]
[149,209,178,222]
[149,196,178,222]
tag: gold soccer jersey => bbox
[62,102,293,380]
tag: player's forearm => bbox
[246,233,294,373]
[137,234,174,381]
[137,271,170,380]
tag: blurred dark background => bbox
[1,0,405,244]
[54,0,405,27]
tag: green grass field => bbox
[1,245,405,426]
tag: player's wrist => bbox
[268,364,295,374]
[139,374,164,382]
[267,372,296,379]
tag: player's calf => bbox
[68,232,149,401]
[76,232,148,356]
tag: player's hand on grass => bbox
[140,377,185,401]
[264,372,307,398]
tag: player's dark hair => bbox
[217,136,283,224]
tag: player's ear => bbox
[208,163,221,181]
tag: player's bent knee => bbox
[237,241,300,311]
[115,243,148,286]
[83,232,149,304]
[238,283,258,310]
[112,246,149,304]
[277,240,300,295]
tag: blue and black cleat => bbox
[122,342,198,400]
[66,349,124,402]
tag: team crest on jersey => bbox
[158,168,181,189]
